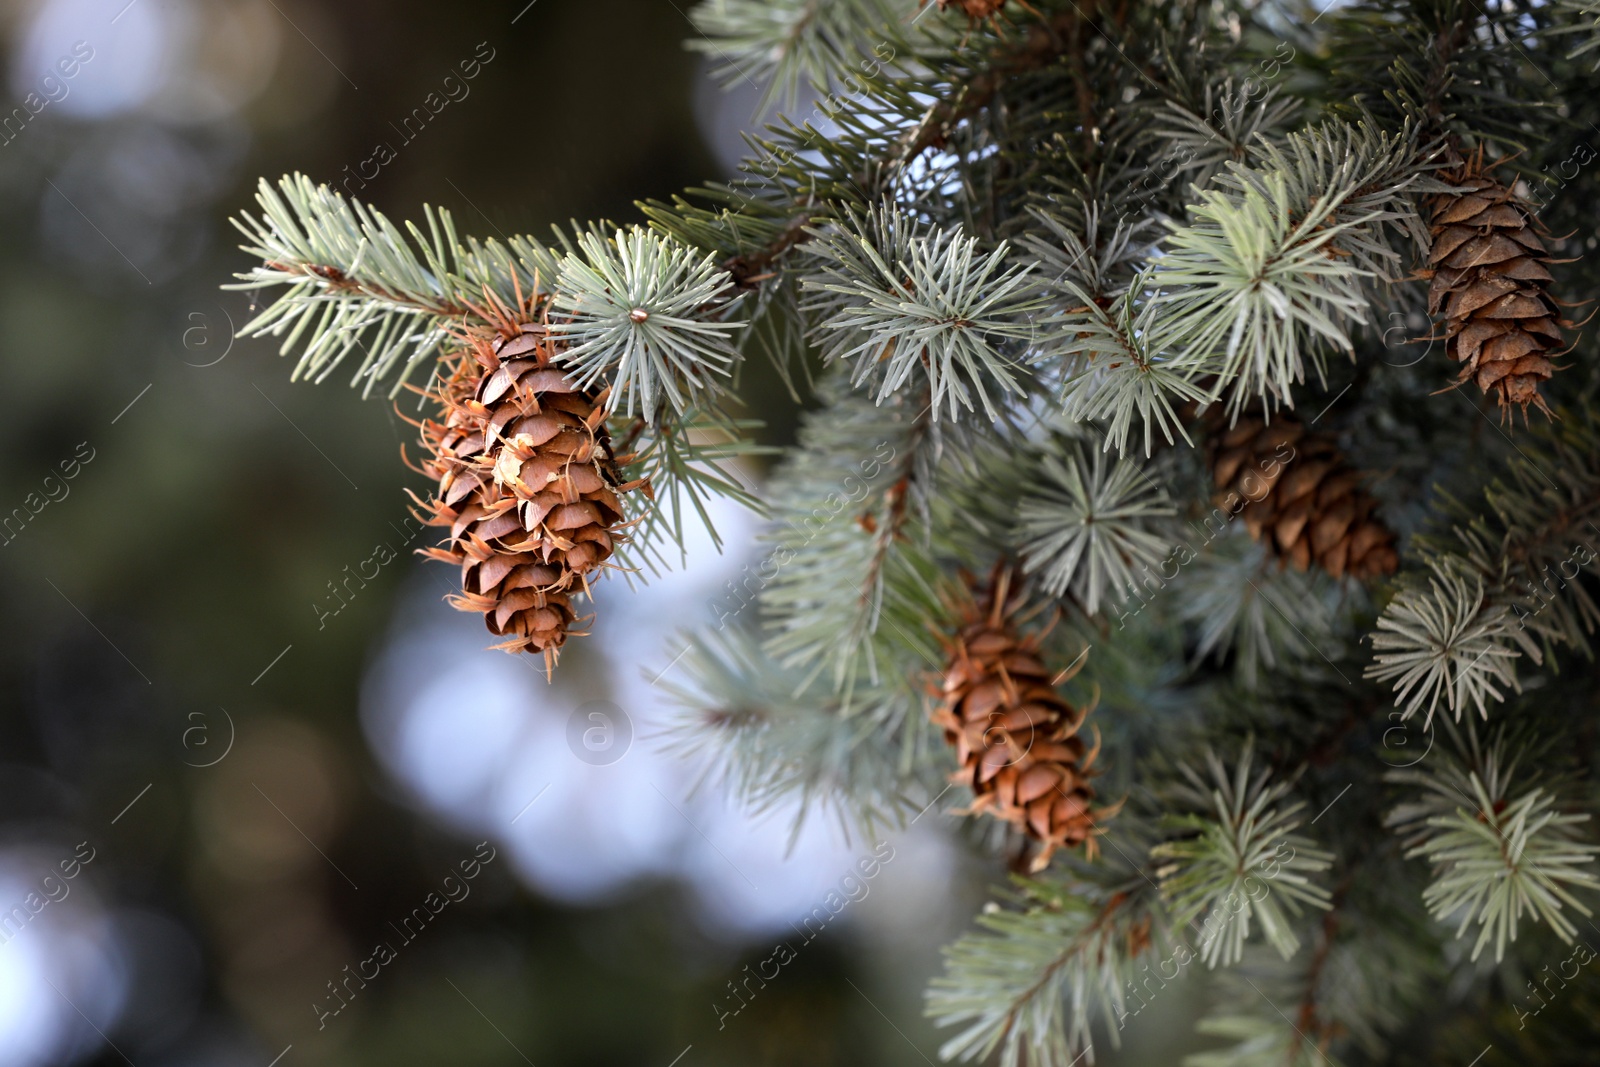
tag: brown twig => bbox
[263,259,473,320]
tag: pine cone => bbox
[1424,152,1572,419]
[1207,409,1398,581]
[412,313,633,676]
[932,567,1104,872]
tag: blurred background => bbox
[0,1,1209,1064]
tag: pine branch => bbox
[1015,438,1174,615]
[1152,739,1334,969]
[800,202,1045,421]
[1184,949,1349,1067]
[664,624,933,843]
[1019,117,1438,447]
[607,405,771,577]
[1017,203,1211,457]
[1554,0,1600,67]
[1019,201,1150,309]
[1365,413,1600,722]
[640,180,815,286]
[1178,533,1349,690]
[1041,272,1214,457]
[232,174,489,316]
[687,0,909,115]
[230,173,511,394]
[757,377,951,695]
[1412,777,1598,963]
[1365,559,1523,726]
[1321,0,1553,152]
[1184,858,1440,1067]
[734,272,814,400]
[1157,170,1375,411]
[1308,878,1441,1062]
[1387,725,1600,962]
[550,227,745,421]
[233,176,750,419]
[663,8,1104,286]
[1218,117,1440,284]
[1149,117,1438,415]
[1152,81,1304,195]
[927,863,1162,1067]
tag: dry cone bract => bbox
[1425,153,1575,419]
[413,312,634,675]
[1208,410,1398,581]
[933,569,1104,872]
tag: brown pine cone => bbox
[932,567,1105,872]
[411,306,636,676]
[1207,409,1398,581]
[1424,151,1573,419]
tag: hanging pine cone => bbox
[410,301,636,676]
[1206,408,1398,581]
[1423,150,1574,420]
[932,567,1105,872]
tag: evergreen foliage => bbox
[926,799,1191,1064]
[801,203,1044,421]
[1153,742,1334,969]
[926,869,1155,1067]
[664,625,936,840]
[688,0,909,113]
[1015,439,1174,614]
[1388,726,1600,963]
[232,0,1600,1061]
[550,228,744,421]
